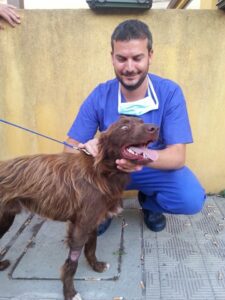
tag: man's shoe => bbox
[97,218,112,236]
[138,191,166,232]
[143,210,166,232]
[138,190,149,206]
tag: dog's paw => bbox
[0,259,10,271]
[72,293,82,300]
[93,261,110,273]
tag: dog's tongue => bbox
[129,146,158,161]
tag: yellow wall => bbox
[0,9,225,193]
[200,0,217,9]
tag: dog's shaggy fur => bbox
[0,116,158,300]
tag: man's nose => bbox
[125,59,135,72]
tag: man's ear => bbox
[149,49,153,65]
[111,50,115,66]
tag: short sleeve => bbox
[162,85,193,145]
[67,88,100,143]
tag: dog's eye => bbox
[121,125,129,130]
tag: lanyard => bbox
[0,119,91,155]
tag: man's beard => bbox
[116,71,148,91]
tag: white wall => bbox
[24,0,89,9]
[24,0,169,9]
[186,0,201,9]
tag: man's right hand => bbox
[64,137,99,157]
[78,138,99,157]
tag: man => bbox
[0,3,21,30]
[64,19,205,234]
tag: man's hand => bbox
[78,138,99,157]
[64,137,99,156]
[116,159,143,173]
[0,4,21,30]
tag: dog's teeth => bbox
[127,148,138,156]
[127,148,135,154]
[73,293,82,300]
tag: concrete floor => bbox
[1,195,225,300]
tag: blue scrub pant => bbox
[126,166,206,214]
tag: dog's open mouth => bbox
[121,143,158,162]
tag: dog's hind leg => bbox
[0,211,16,271]
[0,212,15,238]
[84,230,110,272]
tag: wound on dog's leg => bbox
[69,250,81,262]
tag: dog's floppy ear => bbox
[93,128,119,169]
[93,132,108,168]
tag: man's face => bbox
[111,38,153,91]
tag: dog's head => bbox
[96,116,159,165]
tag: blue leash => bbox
[0,118,90,155]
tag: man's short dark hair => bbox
[111,19,153,52]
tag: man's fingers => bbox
[0,5,21,27]
[5,11,21,26]
[116,159,143,173]
[117,165,142,173]
[78,140,98,157]
[77,143,85,149]
[6,4,17,10]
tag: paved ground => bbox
[1,195,225,300]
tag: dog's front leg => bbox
[61,249,82,300]
[84,230,110,273]
[61,223,87,300]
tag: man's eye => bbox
[134,57,142,62]
[117,57,126,63]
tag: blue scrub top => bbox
[67,73,193,150]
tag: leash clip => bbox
[63,142,91,156]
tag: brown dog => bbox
[0,116,158,300]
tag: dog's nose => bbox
[146,124,159,134]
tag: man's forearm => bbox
[147,144,186,170]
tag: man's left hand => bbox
[0,4,21,30]
[116,159,143,173]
